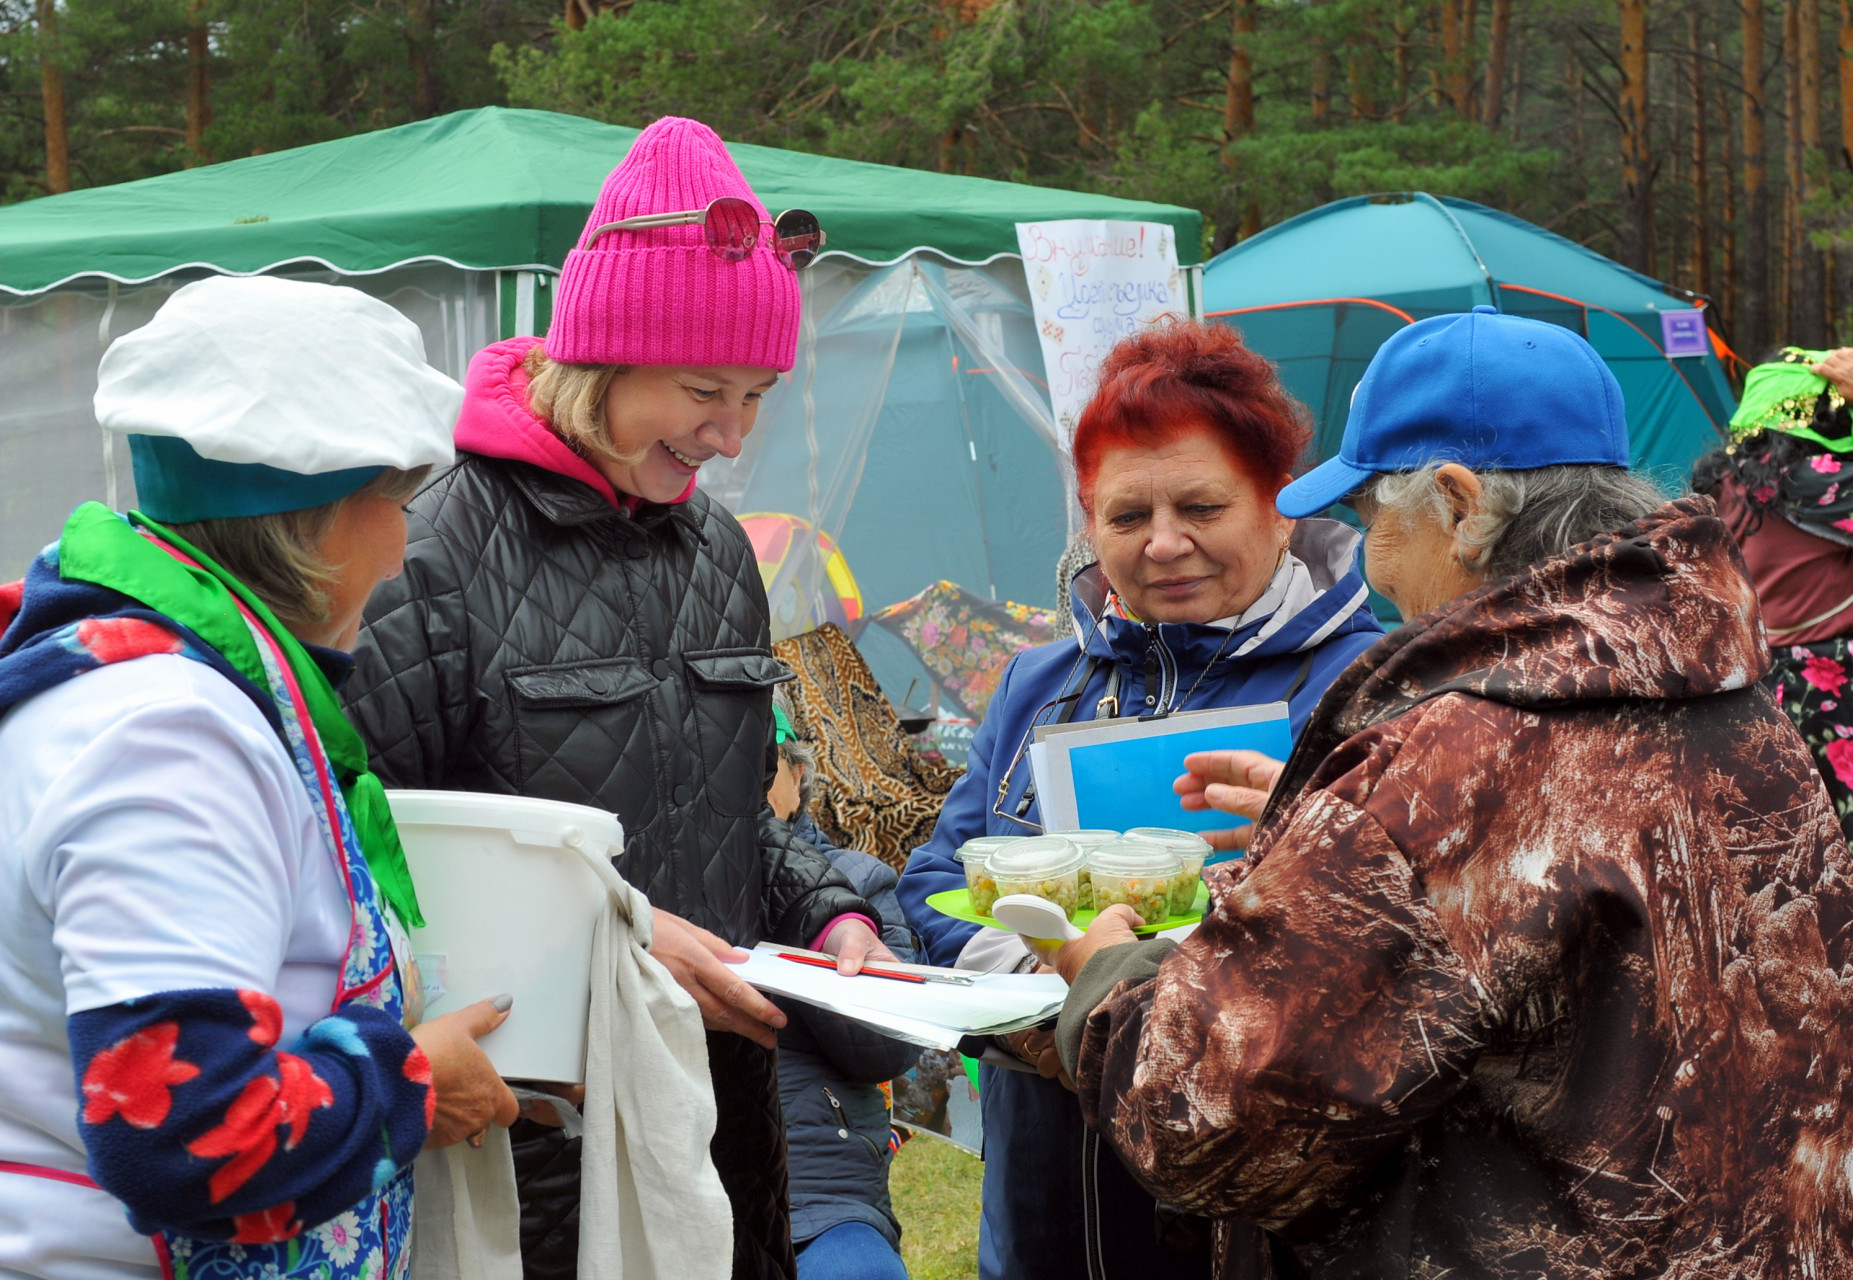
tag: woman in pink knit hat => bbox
[343,117,897,1280]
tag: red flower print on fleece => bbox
[187,1055,334,1204]
[1825,739,1853,789]
[0,580,21,633]
[231,1202,300,1244]
[1802,655,1849,698]
[240,989,282,1047]
[81,1022,202,1129]
[74,617,182,665]
[402,1047,436,1130]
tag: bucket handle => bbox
[561,827,636,927]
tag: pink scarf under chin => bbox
[452,336,696,511]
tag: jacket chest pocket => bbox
[685,649,790,818]
[505,660,658,800]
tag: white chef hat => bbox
[94,275,461,523]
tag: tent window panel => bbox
[1498,287,1588,339]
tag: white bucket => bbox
[387,789,626,1085]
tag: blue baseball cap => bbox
[1276,305,1630,519]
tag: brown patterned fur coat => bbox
[1062,497,1853,1279]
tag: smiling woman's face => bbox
[596,364,779,504]
[1087,426,1292,625]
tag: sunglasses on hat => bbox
[587,196,826,269]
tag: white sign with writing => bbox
[1015,219,1185,437]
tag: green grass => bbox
[890,1133,983,1280]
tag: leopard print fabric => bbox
[772,624,962,872]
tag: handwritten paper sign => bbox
[1016,220,1185,435]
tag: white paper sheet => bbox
[736,944,1068,1050]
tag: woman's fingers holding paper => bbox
[651,909,786,1049]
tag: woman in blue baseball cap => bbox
[1045,307,1853,1278]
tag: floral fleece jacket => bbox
[1055,496,1853,1279]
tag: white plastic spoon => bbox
[992,894,1084,943]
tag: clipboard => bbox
[1028,701,1292,833]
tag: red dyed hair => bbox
[1071,321,1311,513]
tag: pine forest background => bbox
[3,0,1852,359]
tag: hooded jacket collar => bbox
[1067,517,1377,677]
[1271,496,1767,807]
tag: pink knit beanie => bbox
[546,117,801,372]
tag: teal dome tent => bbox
[1202,193,1738,493]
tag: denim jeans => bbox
[795,1222,909,1280]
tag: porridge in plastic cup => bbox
[1045,829,1119,910]
[987,836,1086,920]
[956,835,1019,917]
[1087,839,1183,925]
[1125,827,1213,916]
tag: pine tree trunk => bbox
[1441,0,1469,115]
[1619,0,1653,272]
[1743,0,1772,355]
[1782,0,1802,334]
[1223,0,1259,238]
[1721,35,1741,326]
[1463,0,1480,118]
[1393,13,1414,121]
[1311,0,1331,122]
[1691,7,1713,298]
[1348,31,1376,119]
[37,0,68,194]
[1797,0,1826,342]
[1483,0,1512,126]
[1510,32,1526,137]
[1841,0,1853,167]
[409,0,435,118]
[186,0,211,165]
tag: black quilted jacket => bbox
[345,451,874,945]
[345,451,874,1280]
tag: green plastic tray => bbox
[924,885,1208,937]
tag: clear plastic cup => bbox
[1087,838,1183,925]
[987,835,1087,920]
[956,835,1019,917]
[1046,829,1119,911]
[1125,827,1212,917]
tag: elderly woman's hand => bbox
[410,995,522,1148]
[1176,749,1285,851]
[1811,348,1853,398]
[1054,904,1143,986]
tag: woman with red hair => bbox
[897,321,1383,1280]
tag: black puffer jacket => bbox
[345,451,875,1280]
[346,452,873,945]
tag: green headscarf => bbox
[1729,347,1853,452]
[54,502,424,929]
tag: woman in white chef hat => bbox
[0,276,514,1280]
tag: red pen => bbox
[775,952,926,984]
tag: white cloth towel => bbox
[411,1128,523,1280]
[578,864,733,1280]
[411,859,731,1280]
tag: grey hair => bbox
[772,685,821,816]
[1367,464,1666,580]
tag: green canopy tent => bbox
[1201,193,1738,492]
[0,107,1203,676]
